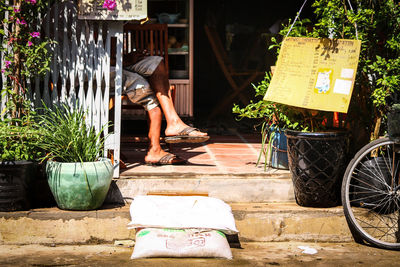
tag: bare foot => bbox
[144,148,186,165]
[144,148,170,163]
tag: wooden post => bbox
[106,22,123,178]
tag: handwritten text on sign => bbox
[264,37,361,113]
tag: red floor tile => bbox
[119,133,268,176]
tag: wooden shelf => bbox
[149,0,193,117]
[169,79,189,83]
[168,51,189,55]
[168,23,189,28]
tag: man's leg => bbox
[120,69,185,164]
[144,106,184,164]
[148,61,208,138]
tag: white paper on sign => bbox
[333,79,352,95]
[341,68,354,79]
[315,70,332,93]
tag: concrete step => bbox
[105,169,294,204]
[0,203,353,245]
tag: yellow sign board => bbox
[264,37,361,113]
[78,0,147,21]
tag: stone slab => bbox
[105,171,295,204]
[0,203,353,245]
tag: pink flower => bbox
[13,8,20,13]
[27,41,33,46]
[1,69,5,73]
[103,0,117,11]
[30,32,40,38]
[16,18,27,25]
[4,61,11,69]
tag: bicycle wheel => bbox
[342,137,400,250]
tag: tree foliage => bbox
[234,0,400,152]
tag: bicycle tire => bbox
[342,137,400,250]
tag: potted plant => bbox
[0,99,44,211]
[244,0,400,207]
[233,72,300,170]
[284,124,350,208]
[234,70,349,207]
[0,0,53,211]
[235,1,400,207]
[270,0,400,150]
[37,104,113,211]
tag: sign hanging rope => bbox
[346,0,359,40]
[286,0,359,40]
[285,0,308,37]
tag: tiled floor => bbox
[119,132,272,176]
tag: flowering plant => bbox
[0,0,53,118]
[101,0,116,11]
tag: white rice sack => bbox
[131,228,233,259]
[128,196,238,234]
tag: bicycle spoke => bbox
[350,171,388,193]
[355,217,388,235]
[380,143,397,189]
[375,216,399,241]
[370,156,392,191]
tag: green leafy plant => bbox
[283,0,399,144]
[234,73,296,129]
[233,72,304,169]
[235,0,400,156]
[37,104,108,163]
[1,0,53,119]
[0,0,53,162]
[0,99,42,161]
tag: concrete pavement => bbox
[1,242,399,266]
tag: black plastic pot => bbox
[285,130,349,207]
[0,160,34,211]
[388,108,400,141]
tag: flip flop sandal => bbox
[145,153,186,166]
[164,126,210,144]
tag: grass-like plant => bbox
[37,104,108,163]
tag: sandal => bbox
[165,127,210,144]
[145,153,186,165]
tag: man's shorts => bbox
[110,56,163,111]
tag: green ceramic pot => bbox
[46,158,113,210]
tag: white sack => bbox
[128,196,238,234]
[131,228,233,259]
